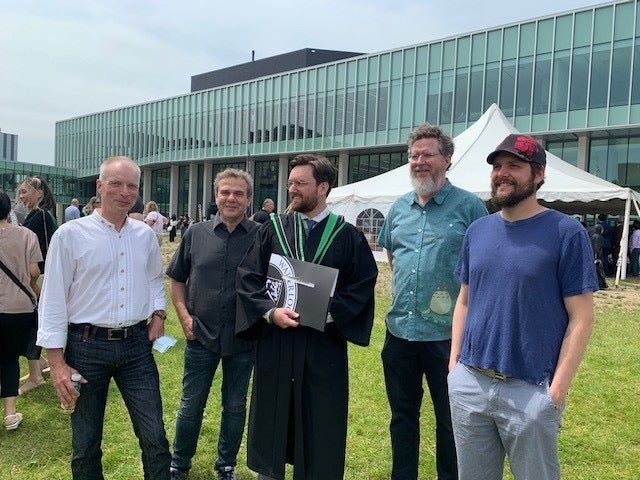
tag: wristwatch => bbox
[151,310,167,320]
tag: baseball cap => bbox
[487,134,546,166]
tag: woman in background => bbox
[82,196,100,216]
[0,190,42,430]
[16,175,57,395]
[168,214,179,242]
[143,200,166,246]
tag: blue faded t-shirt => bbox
[378,180,488,341]
[455,209,598,384]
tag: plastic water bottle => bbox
[60,373,82,414]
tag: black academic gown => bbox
[236,213,378,480]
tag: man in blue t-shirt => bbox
[378,124,487,480]
[449,134,598,480]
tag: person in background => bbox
[251,198,275,224]
[378,124,488,480]
[597,214,613,275]
[167,169,259,480]
[37,156,170,479]
[180,214,191,237]
[629,220,640,277]
[0,190,42,431]
[64,199,81,222]
[144,201,167,246]
[590,224,604,261]
[168,214,179,243]
[236,154,378,480]
[449,134,597,480]
[82,196,99,216]
[129,195,144,220]
[17,175,57,395]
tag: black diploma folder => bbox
[266,253,339,331]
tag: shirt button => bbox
[409,291,413,295]
[120,252,124,256]
[119,304,124,308]
[120,287,124,291]
[411,269,416,273]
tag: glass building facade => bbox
[6,0,640,220]
[0,159,90,220]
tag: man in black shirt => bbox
[167,169,259,480]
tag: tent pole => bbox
[616,191,632,286]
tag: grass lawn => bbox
[1,239,639,479]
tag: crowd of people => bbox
[0,127,602,480]
[586,212,640,279]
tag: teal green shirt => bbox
[378,180,487,341]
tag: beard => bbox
[490,174,536,208]
[411,175,440,198]
[290,194,319,214]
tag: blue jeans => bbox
[448,364,564,480]
[631,248,640,276]
[171,340,254,472]
[66,324,171,480]
[381,332,457,480]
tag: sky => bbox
[1,0,603,166]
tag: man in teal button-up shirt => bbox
[378,124,487,480]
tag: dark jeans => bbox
[66,324,170,480]
[381,331,458,480]
[171,340,254,472]
[0,312,35,398]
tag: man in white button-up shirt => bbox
[37,156,171,479]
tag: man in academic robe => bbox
[236,154,378,480]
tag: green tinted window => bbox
[536,19,553,54]
[573,11,593,48]
[503,27,518,59]
[593,6,613,44]
[554,15,573,51]
[471,33,486,66]
[457,36,470,68]
[519,23,535,57]
[443,40,456,70]
[614,2,634,41]
[487,30,502,63]
[404,48,416,76]
[429,43,442,72]
[416,46,428,75]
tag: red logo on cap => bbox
[514,136,538,158]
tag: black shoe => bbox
[215,466,236,480]
[169,467,189,480]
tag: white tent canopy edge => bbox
[327,104,640,284]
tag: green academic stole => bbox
[269,212,346,264]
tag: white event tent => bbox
[327,104,640,282]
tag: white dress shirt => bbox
[37,211,166,349]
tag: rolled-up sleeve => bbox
[37,230,73,348]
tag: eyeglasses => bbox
[287,180,311,189]
[408,152,441,163]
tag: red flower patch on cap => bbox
[514,136,538,158]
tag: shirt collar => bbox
[93,209,131,231]
[211,214,253,232]
[302,207,331,224]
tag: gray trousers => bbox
[448,363,565,480]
